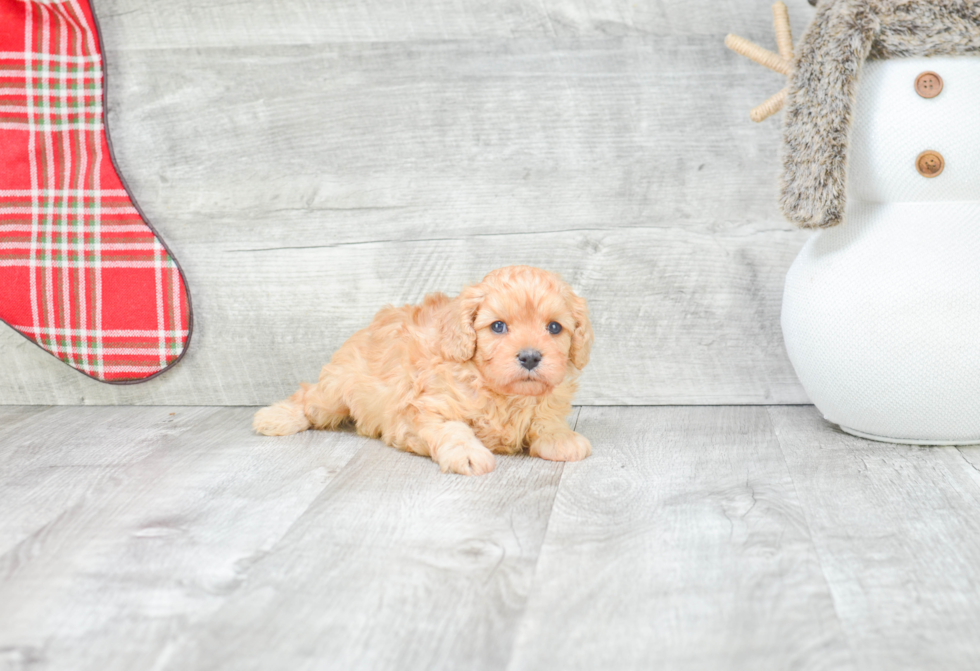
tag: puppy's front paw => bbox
[435,440,496,476]
[530,431,592,462]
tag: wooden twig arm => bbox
[725,2,795,122]
[724,34,792,77]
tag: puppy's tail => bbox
[253,383,314,436]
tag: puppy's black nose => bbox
[518,349,542,371]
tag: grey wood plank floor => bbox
[2,405,980,671]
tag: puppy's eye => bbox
[547,321,563,335]
[491,321,508,334]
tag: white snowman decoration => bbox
[728,0,980,444]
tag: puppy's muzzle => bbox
[518,348,542,371]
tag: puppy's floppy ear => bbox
[441,284,484,362]
[568,292,593,370]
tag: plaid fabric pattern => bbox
[0,0,190,383]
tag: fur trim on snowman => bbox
[781,0,980,228]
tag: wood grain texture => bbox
[92,0,817,46]
[5,406,980,669]
[0,407,366,671]
[0,0,815,405]
[768,406,980,671]
[0,406,51,434]
[0,406,210,558]
[155,431,567,671]
[0,225,808,405]
[508,405,854,671]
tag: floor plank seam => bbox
[952,445,980,492]
[500,490,563,671]
[498,413,577,671]
[763,406,858,663]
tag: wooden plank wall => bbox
[0,0,816,405]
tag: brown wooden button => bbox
[915,71,943,98]
[916,150,944,178]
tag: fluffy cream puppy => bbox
[253,265,593,475]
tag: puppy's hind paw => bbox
[253,401,311,436]
[435,441,496,476]
[530,431,592,462]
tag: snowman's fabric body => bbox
[780,1,980,443]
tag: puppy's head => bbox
[442,266,593,396]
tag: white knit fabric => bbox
[782,57,980,444]
[850,58,980,202]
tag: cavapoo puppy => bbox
[253,265,593,475]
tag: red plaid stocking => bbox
[0,0,191,383]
